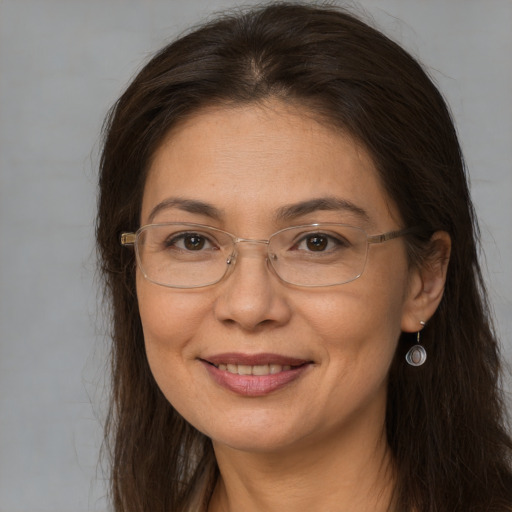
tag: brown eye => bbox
[291,232,349,254]
[184,234,206,250]
[164,232,214,251]
[306,235,328,251]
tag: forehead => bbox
[141,101,399,231]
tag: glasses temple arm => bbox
[367,226,423,244]
[120,233,136,246]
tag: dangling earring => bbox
[405,321,427,366]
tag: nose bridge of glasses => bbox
[234,237,270,246]
[225,237,271,267]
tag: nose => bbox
[213,243,292,331]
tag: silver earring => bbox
[405,321,427,366]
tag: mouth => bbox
[199,353,313,396]
[213,362,294,376]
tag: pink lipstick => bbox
[200,353,313,397]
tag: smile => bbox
[200,353,313,397]
[216,363,293,375]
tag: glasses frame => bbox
[121,222,415,288]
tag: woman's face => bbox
[137,102,419,453]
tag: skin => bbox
[137,101,450,512]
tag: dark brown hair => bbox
[96,3,512,511]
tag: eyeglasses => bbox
[121,222,412,288]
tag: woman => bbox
[96,3,512,511]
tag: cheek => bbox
[300,285,405,420]
[137,273,209,344]
[136,277,213,423]
[136,274,212,402]
[304,285,404,347]
[301,262,408,375]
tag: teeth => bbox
[270,364,291,374]
[216,363,294,375]
[252,364,270,376]
[238,364,252,375]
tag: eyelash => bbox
[159,229,352,254]
[164,232,218,251]
[292,232,350,252]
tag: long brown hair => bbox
[96,3,512,511]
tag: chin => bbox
[191,412,307,454]
[212,430,301,454]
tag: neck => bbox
[208,420,395,512]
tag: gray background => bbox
[0,0,511,510]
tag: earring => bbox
[405,321,427,366]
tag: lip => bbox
[203,352,310,367]
[200,353,313,397]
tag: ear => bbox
[401,231,451,332]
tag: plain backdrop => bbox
[0,1,511,510]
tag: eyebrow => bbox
[147,195,370,225]
[147,197,224,223]
[275,197,371,223]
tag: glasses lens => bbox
[268,224,368,286]
[136,224,232,288]
[134,223,369,288]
